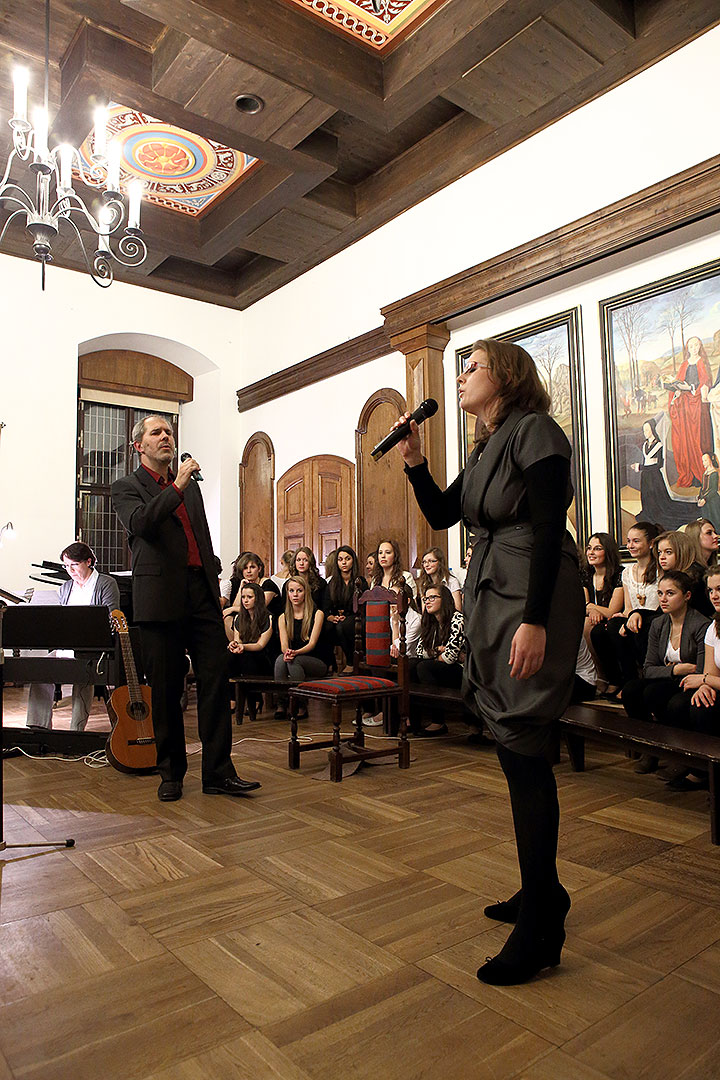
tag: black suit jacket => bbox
[111,466,220,622]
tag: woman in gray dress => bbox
[395,338,584,985]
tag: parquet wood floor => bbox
[3,686,720,1079]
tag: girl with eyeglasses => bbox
[418,546,462,611]
[409,585,465,736]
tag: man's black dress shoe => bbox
[158,780,183,801]
[202,776,261,795]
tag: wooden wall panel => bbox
[355,388,410,569]
[79,350,194,402]
[239,431,275,571]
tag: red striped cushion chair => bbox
[288,584,410,781]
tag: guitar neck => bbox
[117,629,143,703]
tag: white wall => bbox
[0,256,243,589]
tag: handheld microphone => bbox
[180,452,204,482]
[371,398,438,462]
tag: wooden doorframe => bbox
[239,430,275,571]
[356,387,407,560]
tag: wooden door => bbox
[239,432,275,571]
[355,389,412,567]
[277,455,354,568]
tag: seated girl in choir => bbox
[324,545,368,668]
[590,522,661,698]
[225,582,273,718]
[417,546,463,611]
[288,546,327,608]
[621,569,709,773]
[271,549,295,591]
[225,551,281,616]
[372,538,417,597]
[663,567,720,790]
[274,575,331,719]
[581,532,624,689]
[571,637,598,703]
[409,584,464,736]
[365,550,377,581]
[653,530,712,616]
[685,517,719,570]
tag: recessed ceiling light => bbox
[235,94,265,115]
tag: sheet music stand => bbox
[0,605,114,852]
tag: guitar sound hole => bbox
[127,702,149,722]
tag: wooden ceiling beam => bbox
[198,163,322,264]
[57,0,165,49]
[120,0,386,127]
[59,23,333,177]
[381,0,555,127]
[586,0,636,36]
[301,179,357,228]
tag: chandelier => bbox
[0,0,147,289]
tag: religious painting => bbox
[601,258,720,548]
[456,308,588,556]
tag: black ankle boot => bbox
[484,889,522,923]
[477,925,566,985]
[484,884,570,925]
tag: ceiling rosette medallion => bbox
[76,106,261,217]
[283,0,444,52]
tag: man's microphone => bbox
[180,452,204,482]
[371,398,439,462]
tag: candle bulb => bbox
[93,106,107,160]
[59,143,73,192]
[107,140,121,191]
[12,67,28,125]
[127,179,142,229]
[33,106,48,161]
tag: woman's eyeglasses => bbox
[461,359,490,375]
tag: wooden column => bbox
[390,322,450,569]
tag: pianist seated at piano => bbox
[26,542,120,732]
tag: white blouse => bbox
[665,639,681,664]
[622,564,659,611]
[705,621,720,668]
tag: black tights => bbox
[496,742,562,943]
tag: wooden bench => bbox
[229,675,301,723]
[560,702,720,844]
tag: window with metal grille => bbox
[76,402,178,572]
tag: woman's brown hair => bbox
[653,530,701,575]
[470,338,551,444]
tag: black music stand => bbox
[0,605,114,852]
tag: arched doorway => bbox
[355,388,411,567]
[239,432,275,572]
[277,455,354,569]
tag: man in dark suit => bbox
[111,415,260,802]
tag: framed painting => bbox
[601,258,720,548]
[455,308,588,557]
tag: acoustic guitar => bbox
[107,609,157,773]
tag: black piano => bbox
[1,605,123,755]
